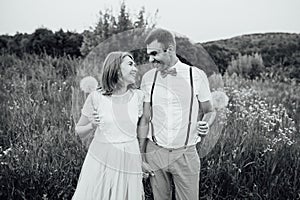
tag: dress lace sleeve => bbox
[81,92,93,119]
[81,90,102,120]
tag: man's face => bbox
[146,40,170,71]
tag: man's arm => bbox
[197,100,216,136]
[194,68,216,134]
[137,102,155,177]
[200,100,216,126]
[137,102,151,158]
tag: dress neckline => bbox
[108,90,135,104]
[111,89,131,97]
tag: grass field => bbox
[0,54,299,199]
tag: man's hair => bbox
[101,51,134,95]
[145,28,176,50]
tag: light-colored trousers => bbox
[145,140,201,200]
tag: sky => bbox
[0,0,299,43]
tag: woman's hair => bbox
[101,51,135,96]
[145,28,176,50]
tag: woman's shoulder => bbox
[90,88,104,95]
[131,88,144,95]
[131,89,144,100]
[88,88,105,102]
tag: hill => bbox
[200,32,300,80]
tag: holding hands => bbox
[142,161,155,179]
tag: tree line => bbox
[1,2,299,82]
[0,29,83,57]
[0,3,154,58]
[202,33,300,81]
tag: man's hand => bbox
[142,161,155,179]
[197,121,209,137]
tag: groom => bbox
[138,28,216,200]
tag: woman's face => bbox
[120,55,137,85]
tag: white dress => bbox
[72,89,144,200]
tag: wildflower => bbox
[3,147,12,155]
[263,146,273,153]
[42,194,48,200]
[80,76,98,94]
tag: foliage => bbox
[0,2,156,59]
[226,73,300,133]
[227,52,265,79]
[1,20,299,83]
[0,4,299,199]
[202,33,300,81]
[80,3,157,56]
[0,29,83,58]
[199,73,299,200]
[199,44,234,75]
[0,54,86,199]
[1,54,299,199]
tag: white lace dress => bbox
[72,89,144,200]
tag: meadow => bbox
[0,54,299,199]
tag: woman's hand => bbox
[91,110,101,128]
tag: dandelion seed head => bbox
[80,76,98,94]
[211,91,229,109]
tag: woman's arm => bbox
[75,111,99,139]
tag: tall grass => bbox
[0,54,299,199]
[199,73,299,199]
[0,54,85,199]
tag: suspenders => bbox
[149,66,194,148]
[184,67,194,146]
[150,70,158,144]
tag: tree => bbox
[134,7,146,28]
[117,2,133,32]
[80,3,156,56]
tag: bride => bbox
[72,51,145,200]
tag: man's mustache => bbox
[152,59,161,64]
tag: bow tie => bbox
[160,68,177,78]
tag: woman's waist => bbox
[87,139,142,174]
[93,131,137,144]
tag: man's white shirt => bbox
[141,60,212,148]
